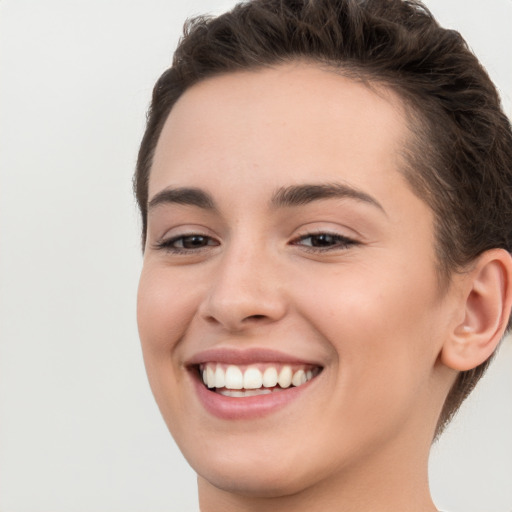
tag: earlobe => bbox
[440,249,512,372]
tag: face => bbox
[137,63,457,498]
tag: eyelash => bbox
[154,231,358,254]
[290,232,359,252]
[154,233,219,254]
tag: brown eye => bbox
[305,234,338,247]
[155,233,220,253]
[177,235,211,249]
[293,233,358,251]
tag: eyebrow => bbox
[148,187,217,211]
[270,183,386,214]
[147,182,385,215]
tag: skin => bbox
[137,63,487,511]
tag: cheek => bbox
[293,272,441,451]
[137,265,200,360]
[295,260,441,381]
[136,266,200,430]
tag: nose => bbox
[198,243,287,332]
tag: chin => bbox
[182,434,324,499]
[196,461,316,499]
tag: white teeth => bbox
[219,388,272,397]
[278,366,293,388]
[206,365,215,388]
[292,369,306,387]
[214,365,225,388]
[200,363,320,392]
[243,367,263,389]
[262,367,278,388]
[225,365,244,389]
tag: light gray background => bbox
[0,1,511,511]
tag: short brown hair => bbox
[134,0,512,437]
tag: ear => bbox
[440,249,512,372]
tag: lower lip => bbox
[191,371,315,420]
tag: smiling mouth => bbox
[198,362,322,397]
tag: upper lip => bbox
[185,347,323,367]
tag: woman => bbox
[134,1,512,510]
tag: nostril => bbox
[244,314,267,321]
[202,313,267,326]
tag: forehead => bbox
[150,62,411,200]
